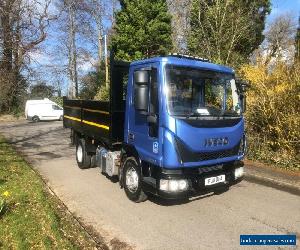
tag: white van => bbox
[25,98,63,122]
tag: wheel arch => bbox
[119,143,142,188]
[121,143,141,165]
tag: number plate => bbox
[205,175,225,186]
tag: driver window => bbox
[52,105,62,110]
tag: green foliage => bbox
[80,62,106,100]
[94,85,110,101]
[30,83,55,99]
[111,0,173,61]
[235,0,271,59]
[0,71,28,115]
[188,0,271,66]
[50,96,63,107]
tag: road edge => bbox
[244,174,300,196]
[244,160,300,196]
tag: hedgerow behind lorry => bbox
[63,54,247,202]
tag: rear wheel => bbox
[76,138,91,169]
[123,157,147,203]
[32,116,40,123]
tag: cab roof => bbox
[130,55,234,74]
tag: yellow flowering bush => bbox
[0,191,10,216]
[240,62,300,170]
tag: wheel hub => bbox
[125,167,139,192]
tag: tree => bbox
[55,0,90,99]
[54,0,114,98]
[60,0,79,98]
[261,14,297,66]
[78,0,109,89]
[79,62,106,99]
[188,0,271,66]
[167,0,192,53]
[30,83,55,99]
[111,0,173,61]
[0,0,53,113]
[295,16,300,64]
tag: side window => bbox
[52,105,62,110]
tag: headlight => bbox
[169,180,179,192]
[159,179,189,192]
[178,180,188,190]
[234,167,244,179]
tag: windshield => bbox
[165,66,241,118]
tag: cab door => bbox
[127,64,160,166]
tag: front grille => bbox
[198,164,224,174]
[175,138,240,163]
[195,144,240,161]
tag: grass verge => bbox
[0,136,98,249]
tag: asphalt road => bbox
[0,121,299,250]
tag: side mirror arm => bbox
[147,114,157,124]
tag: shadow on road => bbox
[0,120,62,129]
[0,122,74,162]
[11,127,65,145]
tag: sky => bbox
[29,0,300,94]
[267,0,300,23]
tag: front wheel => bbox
[76,138,91,169]
[32,116,40,123]
[123,157,147,203]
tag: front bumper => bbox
[142,161,244,199]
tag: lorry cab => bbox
[123,55,246,199]
[64,54,246,202]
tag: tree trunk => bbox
[0,2,13,71]
[68,1,78,98]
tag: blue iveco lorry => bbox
[63,53,247,202]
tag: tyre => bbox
[32,116,40,123]
[123,157,147,203]
[59,115,63,121]
[76,138,91,169]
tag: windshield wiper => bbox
[222,111,240,117]
[185,112,200,119]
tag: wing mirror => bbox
[236,79,250,94]
[236,79,250,113]
[147,114,157,124]
[134,70,149,113]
